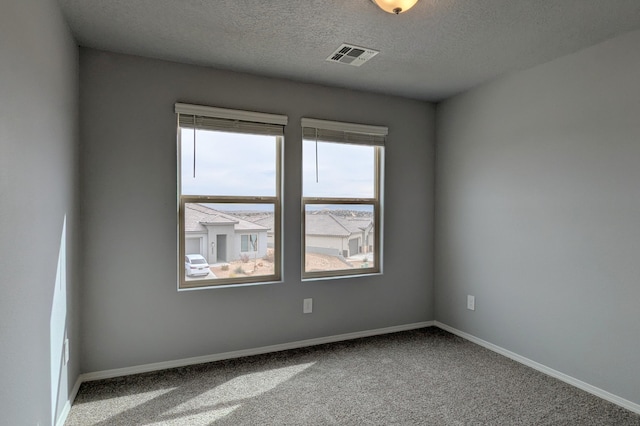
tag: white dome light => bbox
[371,0,420,15]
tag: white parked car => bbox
[185,254,210,277]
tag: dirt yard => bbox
[210,250,275,279]
[210,250,372,277]
[305,253,371,271]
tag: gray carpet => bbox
[65,328,640,425]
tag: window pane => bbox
[181,129,277,197]
[304,204,375,273]
[303,140,375,198]
[183,203,275,282]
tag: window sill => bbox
[178,279,283,292]
[301,271,383,283]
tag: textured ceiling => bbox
[58,0,640,101]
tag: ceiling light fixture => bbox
[371,0,419,14]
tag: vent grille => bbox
[326,44,379,67]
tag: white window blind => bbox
[301,117,387,146]
[175,103,287,135]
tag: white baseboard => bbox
[55,376,83,426]
[434,321,640,415]
[55,402,70,426]
[81,321,434,382]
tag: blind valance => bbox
[176,103,287,136]
[301,117,387,146]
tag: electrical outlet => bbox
[467,295,475,311]
[303,298,313,314]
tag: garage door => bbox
[186,237,202,256]
[348,238,359,257]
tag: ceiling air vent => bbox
[326,44,379,67]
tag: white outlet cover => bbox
[467,295,475,311]
[303,298,313,314]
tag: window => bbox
[241,234,258,252]
[176,103,286,289]
[301,118,386,279]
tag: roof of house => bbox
[305,214,350,237]
[252,215,274,233]
[185,204,269,233]
[340,218,373,234]
[305,213,372,237]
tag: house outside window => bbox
[301,118,386,279]
[176,103,286,289]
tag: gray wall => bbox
[435,30,640,405]
[0,0,80,424]
[79,49,435,372]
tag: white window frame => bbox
[301,118,386,280]
[176,103,286,290]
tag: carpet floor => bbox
[65,327,640,425]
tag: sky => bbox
[180,128,377,200]
[302,139,375,198]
